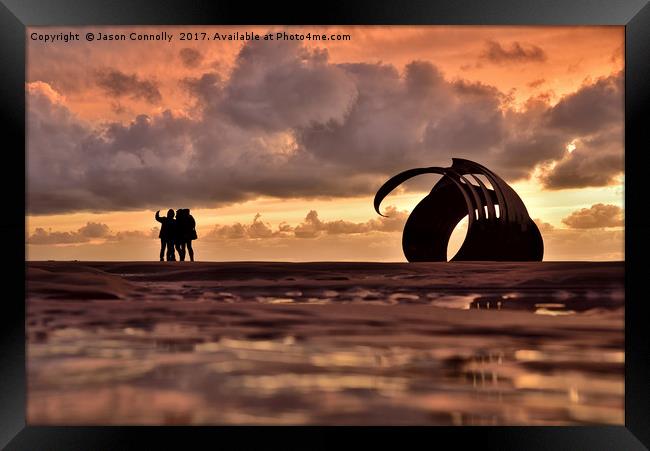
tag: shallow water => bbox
[27,261,624,425]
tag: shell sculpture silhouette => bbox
[374,158,544,262]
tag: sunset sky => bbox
[26,26,624,261]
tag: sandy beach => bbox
[26,261,624,425]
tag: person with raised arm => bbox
[155,209,177,261]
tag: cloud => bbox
[203,206,409,241]
[78,222,110,238]
[527,78,545,88]
[28,222,158,245]
[561,203,623,229]
[545,73,623,135]
[29,228,91,245]
[293,206,409,238]
[536,73,623,189]
[537,140,623,189]
[110,228,159,242]
[27,40,623,215]
[29,206,409,246]
[219,41,356,131]
[533,218,555,233]
[179,48,203,68]
[204,213,283,240]
[182,73,221,107]
[95,68,162,104]
[480,40,547,64]
[28,221,111,244]
[293,210,375,238]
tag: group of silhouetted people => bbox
[155,209,198,261]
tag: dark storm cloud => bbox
[538,141,623,189]
[500,72,623,187]
[182,73,222,108]
[538,76,624,190]
[179,48,203,68]
[27,40,623,215]
[561,203,623,229]
[424,79,507,153]
[95,68,162,104]
[294,61,509,179]
[481,40,547,64]
[546,73,623,135]
[219,41,356,131]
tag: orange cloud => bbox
[28,222,158,245]
[561,204,623,229]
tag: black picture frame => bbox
[2,0,649,449]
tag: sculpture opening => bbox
[447,215,468,261]
[374,158,544,262]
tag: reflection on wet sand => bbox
[27,261,623,425]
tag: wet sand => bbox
[27,261,624,425]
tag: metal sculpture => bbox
[374,158,543,262]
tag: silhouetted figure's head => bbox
[186,208,191,215]
[167,209,175,219]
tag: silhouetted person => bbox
[155,209,176,261]
[174,209,185,260]
[175,208,197,261]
